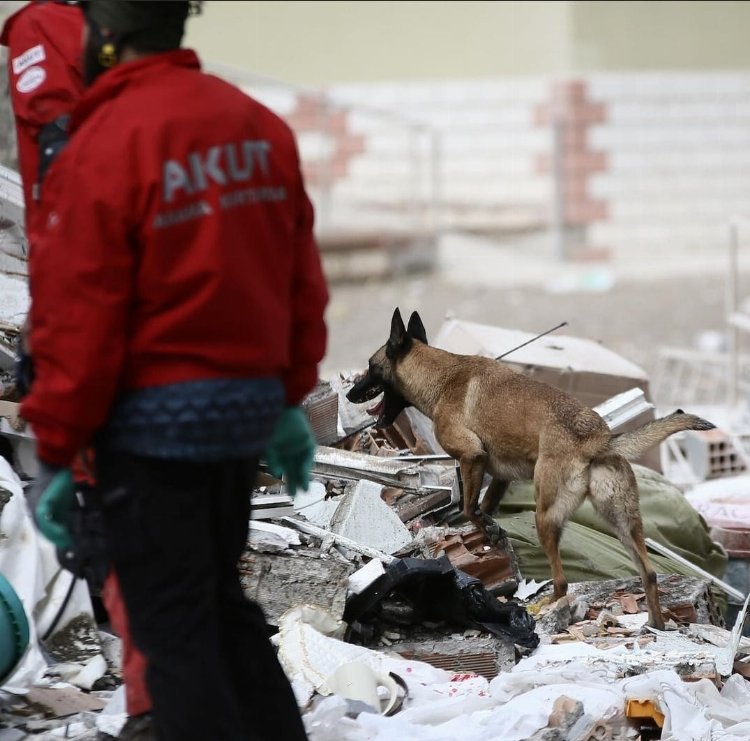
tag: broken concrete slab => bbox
[587,574,722,626]
[239,550,355,625]
[281,517,397,564]
[348,558,387,596]
[313,446,454,492]
[329,480,413,555]
[248,521,301,553]
[530,574,723,632]
[432,318,650,410]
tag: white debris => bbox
[514,578,552,602]
[248,520,301,553]
[347,558,386,596]
[329,480,413,555]
[293,480,340,529]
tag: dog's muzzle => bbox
[346,371,384,404]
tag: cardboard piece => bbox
[26,686,106,717]
[302,381,340,446]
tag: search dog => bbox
[346,308,715,629]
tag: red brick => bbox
[565,198,608,225]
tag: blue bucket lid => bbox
[0,572,30,683]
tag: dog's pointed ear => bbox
[407,311,428,345]
[387,308,407,359]
[389,308,406,344]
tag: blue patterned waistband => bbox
[100,377,285,462]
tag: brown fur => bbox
[360,309,716,630]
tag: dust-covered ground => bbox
[322,234,747,394]
[324,273,724,378]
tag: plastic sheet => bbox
[0,458,104,691]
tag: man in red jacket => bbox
[22,2,327,739]
[1,4,153,737]
[1,0,83,237]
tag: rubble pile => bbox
[3,319,750,740]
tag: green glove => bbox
[35,468,76,551]
[264,407,316,496]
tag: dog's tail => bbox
[607,409,716,460]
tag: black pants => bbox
[95,448,307,741]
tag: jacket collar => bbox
[70,49,201,133]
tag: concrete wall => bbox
[236,69,750,263]
[185,1,750,85]
[4,2,749,267]
[588,72,750,254]
[185,1,573,84]
[571,1,750,72]
[4,1,750,83]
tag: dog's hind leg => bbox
[589,455,664,630]
[534,457,589,599]
[435,425,501,543]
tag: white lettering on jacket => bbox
[163,140,271,203]
[12,43,45,74]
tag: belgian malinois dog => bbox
[347,308,716,630]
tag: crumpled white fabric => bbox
[276,604,454,705]
[347,676,625,741]
[299,628,750,741]
[0,457,104,691]
[622,670,750,741]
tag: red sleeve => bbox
[4,6,83,131]
[20,142,134,466]
[281,146,329,405]
[2,5,83,216]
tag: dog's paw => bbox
[480,514,505,545]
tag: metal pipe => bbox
[280,516,396,564]
[495,321,568,360]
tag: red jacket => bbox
[22,50,329,466]
[0,1,84,234]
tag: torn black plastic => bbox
[344,556,539,649]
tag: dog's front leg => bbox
[437,425,501,544]
[460,453,504,543]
